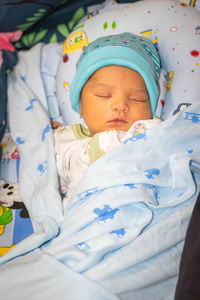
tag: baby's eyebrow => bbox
[91,83,148,94]
[92,83,112,88]
[130,87,147,91]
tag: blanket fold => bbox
[0,42,200,300]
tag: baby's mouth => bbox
[107,118,128,126]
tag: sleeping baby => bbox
[54,32,162,206]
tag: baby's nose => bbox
[111,97,129,112]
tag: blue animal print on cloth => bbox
[124,183,137,189]
[124,132,146,144]
[75,242,90,251]
[78,184,137,202]
[144,168,160,179]
[20,75,26,82]
[93,204,119,222]
[109,228,126,238]
[184,112,200,124]
[16,137,25,145]
[25,98,37,111]
[187,149,193,154]
[41,124,51,142]
[78,187,100,200]
[37,160,48,176]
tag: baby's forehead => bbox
[86,65,146,86]
[88,65,140,80]
[82,69,148,97]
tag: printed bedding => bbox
[0,0,200,299]
[1,63,200,298]
[0,0,104,256]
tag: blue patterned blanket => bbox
[0,43,200,300]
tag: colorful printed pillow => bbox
[56,0,200,124]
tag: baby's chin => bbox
[106,123,132,132]
[90,125,131,136]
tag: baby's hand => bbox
[51,121,63,129]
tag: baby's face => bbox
[80,65,151,136]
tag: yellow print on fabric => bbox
[63,30,89,56]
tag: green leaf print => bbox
[27,17,40,22]
[34,12,45,17]
[103,21,108,30]
[38,9,46,13]
[6,69,12,75]
[29,32,38,45]
[14,42,21,49]
[112,21,116,30]
[18,22,35,32]
[21,29,48,47]
[49,33,57,44]
[22,35,30,47]
[73,24,84,31]
[68,7,85,30]
[33,29,48,44]
[57,24,69,38]
[17,8,47,32]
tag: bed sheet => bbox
[0,154,33,256]
[0,38,200,299]
[0,0,200,298]
[0,0,141,255]
[0,0,117,255]
[0,102,200,299]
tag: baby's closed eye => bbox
[128,96,147,102]
[94,91,111,98]
[128,92,149,102]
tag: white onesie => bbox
[55,118,161,207]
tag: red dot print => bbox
[190,50,199,57]
[161,100,165,107]
[63,55,69,63]
[11,149,20,159]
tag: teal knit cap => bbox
[70,32,161,115]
